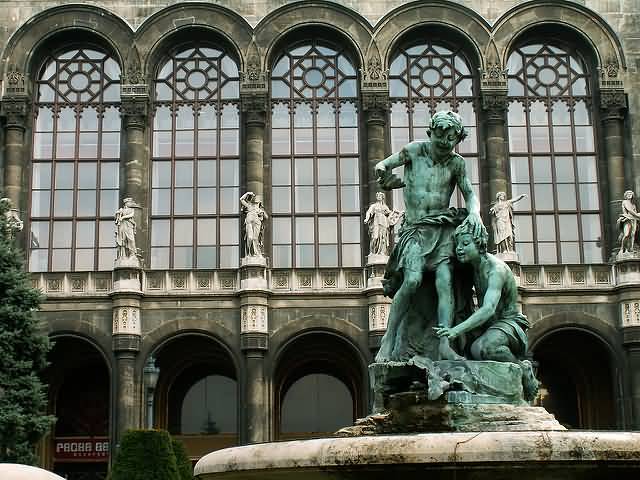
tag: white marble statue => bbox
[617,190,640,255]
[364,192,402,256]
[489,192,526,255]
[240,191,268,258]
[0,198,23,238]
[115,198,138,261]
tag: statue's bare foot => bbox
[438,339,465,361]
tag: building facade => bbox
[0,1,638,478]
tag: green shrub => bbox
[172,437,193,480]
[110,429,179,480]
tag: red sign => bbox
[54,437,109,462]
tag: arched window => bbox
[180,374,237,435]
[151,44,240,269]
[270,40,361,268]
[507,42,603,264]
[30,48,121,271]
[388,40,480,210]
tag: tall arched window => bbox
[151,44,240,269]
[270,40,361,268]
[388,40,480,210]
[30,48,121,271]
[507,42,603,264]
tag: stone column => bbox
[1,69,30,246]
[240,63,268,198]
[239,294,269,443]
[600,89,627,255]
[361,56,389,206]
[120,78,150,265]
[111,264,143,444]
[480,64,510,214]
[619,297,640,428]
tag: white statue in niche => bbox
[0,197,23,238]
[489,191,526,255]
[617,190,640,257]
[364,192,403,257]
[240,191,268,258]
[115,197,140,265]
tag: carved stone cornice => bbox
[241,92,268,126]
[120,95,149,129]
[361,91,389,124]
[480,90,508,122]
[1,95,30,129]
[480,63,508,90]
[360,56,389,91]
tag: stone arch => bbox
[45,320,113,366]
[528,312,622,429]
[144,330,241,449]
[493,1,626,71]
[0,4,132,86]
[135,3,253,77]
[270,327,368,439]
[256,1,372,71]
[374,1,492,71]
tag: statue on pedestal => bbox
[115,198,139,265]
[489,192,526,255]
[617,190,640,256]
[364,192,402,257]
[240,191,268,258]
[374,110,483,363]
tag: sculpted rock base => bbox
[345,358,563,436]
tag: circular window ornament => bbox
[537,67,557,86]
[421,67,441,87]
[69,72,90,92]
[303,68,324,88]
[187,70,207,90]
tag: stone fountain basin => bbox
[195,431,640,480]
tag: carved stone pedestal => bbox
[366,254,388,288]
[240,256,267,290]
[615,257,640,285]
[112,266,141,292]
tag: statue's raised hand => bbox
[375,163,405,190]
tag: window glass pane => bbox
[219,218,238,245]
[272,187,291,213]
[556,184,577,211]
[294,128,313,154]
[318,217,337,243]
[340,186,360,212]
[101,132,120,158]
[174,189,193,215]
[296,245,315,267]
[342,244,361,267]
[272,129,291,155]
[30,221,50,248]
[317,186,337,212]
[296,217,314,244]
[317,158,336,185]
[510,157,529,184]
[174,219,193,246]
[558,214,579,241]
[508,127,527,152]
[513,215,533,242]
[340,158,359,184]
[219,246,239,268]
[295,158,314,185]
[577,156,597,182]
[151,220,170,246]
[272,159,291,185]
[53,221,73,248]
[31,191,50,217]
[33,133,53,159]
[98,248,116,270]
[173,247,193,268]
[29,250,48,271]
[341,216,361,243]
[273,245,291,268]
[197,188,217,214]
[339,128,358,153]
[32,163,52,189]
[101,163,119,189]
[560,242,580,263]
[53,191,73,216]
[579,184,600,210]
[197,218,217,245]
[175,161,194,187]
[583,242,603,263]
[318,245,338,267]
[536,215,556,242]
[197,160,216,186]
[75,249,94,271]
[77,191,97,217]
[534,184,554,210]
[151,247,170,269]
[581,214,601,241]
[532,157,552,182]
[51,249,71,271]
[273,218,291,244]
[220,187,239,214]
[511,185,531,211]
[554,157,574,182]
[295,186,314,213]
[196,246,217,268]
[175,131,194,157]
[55,163,74,189]
[538,243,557,264]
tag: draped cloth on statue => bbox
[381,208,475,360]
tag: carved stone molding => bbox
[112,306,141,335]
[361,91,389,123]
[240,61,268,92]
[240,332,268,351]
[241,92,268,125]
[361,56,388,91]
[369,303,390,331]
[621,301,640,328]
[598,59,623,90]
[240,304,268,334]
[480,63,508,90]
[122,63,146,86]
[5,69,27,96]
[1,95,30,129]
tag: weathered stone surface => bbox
[195,431,640,479]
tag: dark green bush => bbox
[172,437,193,480]
[110,429,179,480]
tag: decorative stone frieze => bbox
[598,59,623,90]
[5,69,26,96]
[360,56,388,91]
[480,63,508,90]
[240,62,268,92]
[369,303,390,331]
[112,306,141,335]
[621,301,640,328]
[241,305,268,333]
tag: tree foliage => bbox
[172,437,194,480]
[0,199,54,464]
[110,430,180,480]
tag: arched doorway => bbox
[274,331,366,440]
[45,336,110,480]
[532,328,616,428]
[151,334,238,461]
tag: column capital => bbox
[623,326,640,347]
[599,89,627,121]
[112,333,141,353]
[480,89,508,121]
[240,92,268,125]
[361,91,389,124]
[1,94,30,129]
[240,332,269,351]
[120,92,149,129]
